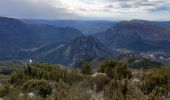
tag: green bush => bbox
[98,60,117,78]
[81,63,92,75]
[25,63,65,81]
[0,84,10,97]
[23,80,52,97]
[141,68,169,96]
[98,60,132,79]
[24,63,83,85]
[9,69,30,85]
[54,80,91,100]
[65,70,83,85]
[114,64,132,80]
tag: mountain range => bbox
[0,16,170,66]
[22,19,116,35]
[0,16,83,59]
[95,19,170,52]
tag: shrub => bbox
[25,63,64,80]
[98,60,132,79]
[54,80,91,100]
[23,80,52,97]
[104,80,128,100]
[81,63,92,75]
[65,70,83,84]
[114,64,132,80]
[98,60,118,78]
[0,84,10,97]
[141,68,169,96]
[9,69,30,85]
[94,75,110,92]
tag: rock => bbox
[92,72,106,77]
[28,93,34,97]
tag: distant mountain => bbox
[0,16,83,59]
[30,36,117,67]
[95,20,170,52]
[22,19,116,35]
[156,21,170,26]
[1,16,170,66]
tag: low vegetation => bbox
[0,60,169,100]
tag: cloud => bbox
[53,0,170,20]
[0,0,80,19]
[56,0,170,13]
[0,0,170,20]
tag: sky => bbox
[0,0,170,21]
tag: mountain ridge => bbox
[0,16,83,59]
[95,19,170,52]
[29,36,117,67]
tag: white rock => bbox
[131,78,140,83]
[28,93,34,97]
[92,72,106,77]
